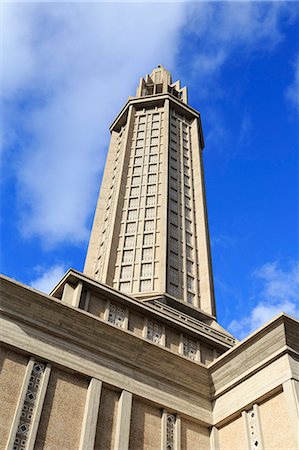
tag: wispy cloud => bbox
[29,264,66,294]
[229,261,299,339]
[2,2,186,246]
[179,2,298,163]
[184,2,297,80]
[2,2,297,251]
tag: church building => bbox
[1,66,298,450]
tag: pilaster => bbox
[79,378,102,450]
[114,390,133,450]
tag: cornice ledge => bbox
[208,312,298,369]
[109,94,201,133]
[0,281,210,398]
[210,345,297,400]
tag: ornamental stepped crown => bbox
[136,65,188,103]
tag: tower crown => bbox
[136,65,188,103]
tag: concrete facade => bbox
[0,67,298,449]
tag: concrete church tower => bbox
[85,65,215,317]
[1,67,298,450]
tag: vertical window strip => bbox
[147,321,162,344]
[243,405,264,450]
[162,409,181,450]
[10,359,50,450]
[107,302,126,327]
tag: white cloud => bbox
[2,2,186,245]
[29,264,66,294]
[229,261,299,339]
[184,2,297,81]
[2,2,297,249]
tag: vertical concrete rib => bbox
[79,378,102,450]
[114,390,133,450]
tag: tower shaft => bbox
[84,66,215,317]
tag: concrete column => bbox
[61,281,83,307]
[209,426,220,450]
[114,390,132,450]
[283,379,299,442]
[159,98,170,294]
[79,378,102,450]
[26,364,51,450]
[175,414,181,450]
[242,410,251,448]
[161,409,167,450]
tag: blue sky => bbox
[1,1,298,339]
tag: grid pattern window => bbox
[133,166,141,175]
[148,174,157,184]
[144,220,154,232]
[169,266,179,284]
[140,279,151,292]
[170,251,179,267]
[146,195,156,206]
[170,223,178,239]
[187,260,194,275]
[183,337,197,360]
[169,283,179,297]
[120,265,132,279]
[113,108,164,295]
[141,263,152,277]
[135,147,143,156]
[166,414,176,450]
[143,233,154,246]
[186,246,193,259]
[137,131,145,139]
[131,176,141,186]
[127,209,138,220]
[13,361,46,450]
[123,250,133,263]
[167,110,198,303]
[108,303,126,326]
[149,154,158,164]
[134,156,142,166]
[187,276,194,291]
[119,282,130,294]
[169,237,179,253]
[147,321,163,344]
[145,207,155,219]
[246,407,262,449]
[142,248,153,261]
[124,235,135,248]
[185,219,192,232]
[150,145,158,154]
[126,222,136,234]
[130,186,139,197]
[149,164,157,173]
[187,292,195,304]
[129,198,138,208]
[186,232,192,245]
[147,184,156,195]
